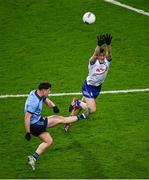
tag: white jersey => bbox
[86,58,110,86]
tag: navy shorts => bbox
[30,117,48,137]
[82,80,102,99]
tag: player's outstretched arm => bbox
[44,98,60,113]
[105,34,112,61]
[90,35,105,65]
[90,46,100,64]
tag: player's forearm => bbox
[44,98,60,113]
[46,99,56,108]
[90,46,100,64]
[106,45,112,60]
[93,46,101,56]
[24,116,31,133]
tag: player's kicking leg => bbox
[47,108,90,128]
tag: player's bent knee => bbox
[46,137,53,147]
[90,107,96,113]
[46,140,53,148]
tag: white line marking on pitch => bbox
[0,88,149,99]
[104,0,149,16]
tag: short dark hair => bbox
[38,82,51,90]
[99,47,105,54]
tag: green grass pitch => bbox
[0,0,149,178]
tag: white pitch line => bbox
[104,0,149,16]
[0,88,149,99]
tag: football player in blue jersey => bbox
[24,82,90,170]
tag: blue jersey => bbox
[24,90,46,125]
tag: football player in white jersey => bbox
[64,34,112,132]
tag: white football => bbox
[83,12,96,24]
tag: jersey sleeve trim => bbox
[26,111,34,114]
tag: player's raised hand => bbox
[97,34,105,46]
[25,132,31,141]
[105,34,112,45]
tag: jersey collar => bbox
[35,90,43,100]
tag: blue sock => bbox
[76,100,82,106]
[32,152,39,161]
